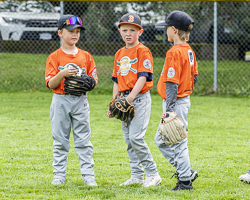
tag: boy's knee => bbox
[53,140,70,152]
[129,134,141,146]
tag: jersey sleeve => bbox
[112,52,119,79]
[86,53,98,82]
[138,72,153,81]
[138,49,154,75]
[163,51,181,84]
[193,52,198,75]
[45,54,58,89]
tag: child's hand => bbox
[61,68,78,78]
[107,109,114,118]
[126,95,134,104]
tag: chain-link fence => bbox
[0,1,250,95]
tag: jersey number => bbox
[188,49,194,66]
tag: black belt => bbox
[121,90,131,96]
[64,92,86,96]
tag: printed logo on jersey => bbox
[116,56,138,76]
[143,59,152,69]
[167,67,175,78]
[92,68,97,79]
[128,15,134,22]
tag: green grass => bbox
[0,53,250,95]
[0,91,250,199]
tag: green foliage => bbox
[84,2,120,42]
[0,92,250,199]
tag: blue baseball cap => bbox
[58,15,85,30]
[156,10,194,31]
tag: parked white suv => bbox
[0,0,60,40]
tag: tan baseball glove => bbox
[158,111,187,145]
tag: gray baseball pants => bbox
[122,91,158,180]
[50,93,94,180]
[155,96,191,181]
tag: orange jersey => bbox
[112,43,153,93]
[45,48,98,94]
[157,44,198,99]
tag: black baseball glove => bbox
[64,73,96,96]
[109,93,135,122]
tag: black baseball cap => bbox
[156,10,194,31]
[118,13,142,29]
[58,14,85,30]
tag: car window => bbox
[16,1,55,13]
[0,1,21,12]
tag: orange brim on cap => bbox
[118,22,142,29]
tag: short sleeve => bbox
[138,49,153,74]
[112,52,119,78]
[87,54,98,82]
[163,51,181,84]
[45,54,58,88]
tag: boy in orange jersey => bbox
[45,15,98,186]
[154,10,199,190]
[107,13,162,187]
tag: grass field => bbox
[0,91,250,199]
[0,53,250,95]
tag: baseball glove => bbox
[109,94,135,122]
[158,111,187,145]
[64,73,96,96]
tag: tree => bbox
[84,2,123,42]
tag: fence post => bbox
[60,1,64,47]
[213,1,217,93]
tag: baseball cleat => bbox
[172,181,193,191]
[190,169,198,182]
[239,172,250,184]
[51,178,65,185]
[84,177,98,186]
[119,178,144,186]
[171,169,198,182]
[143,174,162,187]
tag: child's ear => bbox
[138,29,144,36]
[58,29,63,37]
[172,26,178,34]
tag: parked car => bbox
[0,0,60,41]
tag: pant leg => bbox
[173,96,191,181]
[122,91,158,178]
[71,95,95,177]
[155,100,175,166]
[50,93,72,179]
[155,130,175,166]
[122,122,144,179]
[171,138,191,181]
[155,96,191,181]
[174,96,190,133]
